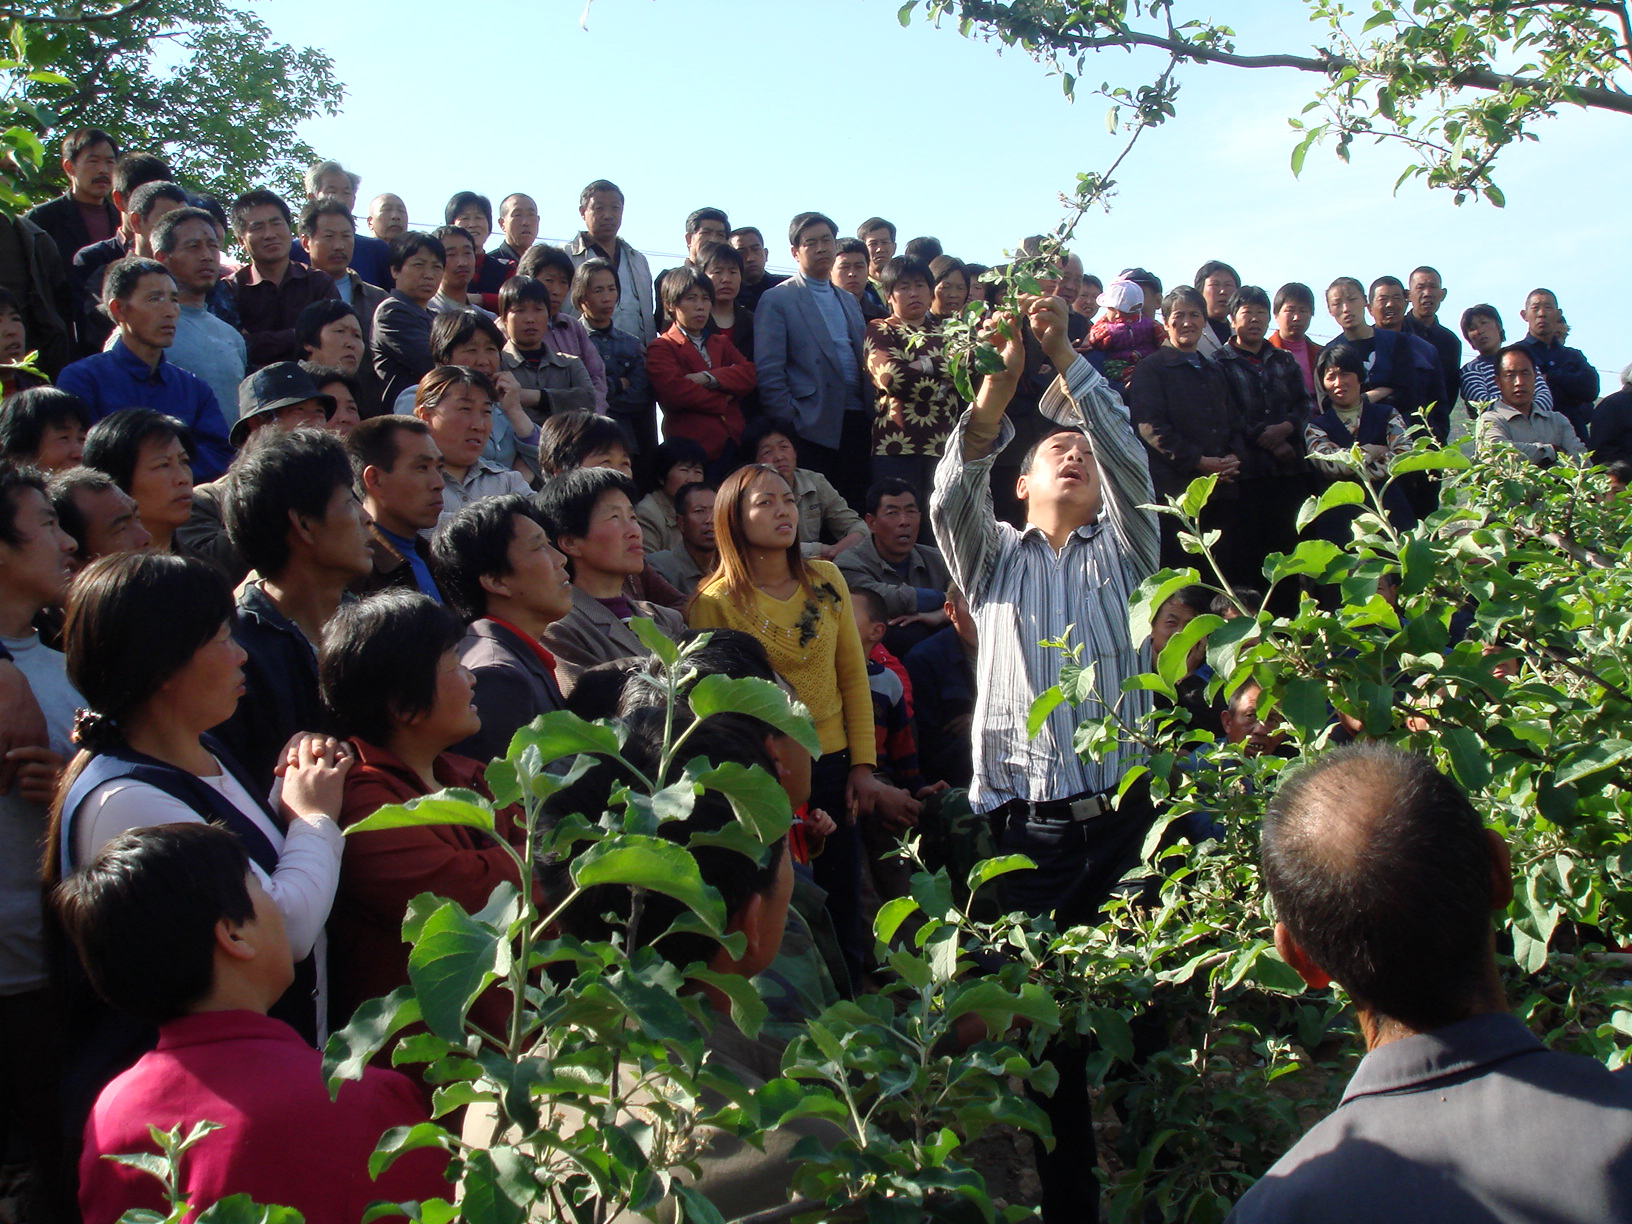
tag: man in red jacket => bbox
[59,823,448,1224]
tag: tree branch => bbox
[0,0,160,22]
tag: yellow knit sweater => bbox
[689,559,877,765]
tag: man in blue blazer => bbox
[754,211,876,511]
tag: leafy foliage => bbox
[896,0,1632,204]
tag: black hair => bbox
[864,475,919,516]
[1326,276,1365,303]
[0,388,91,463]
[578,179,624,211]
[429,309,505,365]
[660,266,715,312]
[127,181,187,220]
[1162,285,1206,317]
[82,409,194,493]
[741,414,797,460]
[445,191,492,227]
[498,275,555,316]
[902,236,942,262]
[696,242,743,273]
[1495,343,1536,372]
[223,427,353,579]
[1368,275,1405,299]
[0,461,47,546]
[1315,343,1367,384]
[851,586,887,627]
[0,286,19,319]
[1272,282,1315,314]
[62,127,119,163]
[726,226,763,245]
[1227,285,1272,316]
[432,224,476,254]
[857,217,896,242]
[150,206,217,257]
[879,255,933,299]
[1262,744,1497,1030]
[113,152,171,200]
[672,480,714,520]
[229,188,292,236]
[1409,265,1443,287]
[1460,304,1503,337]
[1607,459,1632,486]
[536,464,640,544]
[429,493,541,624]
[53,823,255,1025]
[195,195,230,234]
[346,414,429,481]
[620,629,778,718]
[1194,260,1240,289]
[1211,587,1263,617]
[788,211,837,247]
[1159,584,1215,619]
[415,364,498,417]
[299,362,360,402]
[294,299,362,358]
[834,237,868,260]
[100,256,172,313]
[298,196,354,239]
[927,255,966,287]
[389,231,445,273]
[538,410,629,477]
[1018,427,1088,478]
[48,467,121,557]
[570,257,619,312]
[647,437,708,494]
[319,590,466,747]
[685,207,730,238]
[515,243,576,284]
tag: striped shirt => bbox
[930,356,1159,811]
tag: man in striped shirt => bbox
[931,294,1160,925]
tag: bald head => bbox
[1262,745,1503,1031]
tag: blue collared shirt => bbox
[57,338,235,482]
[378,524,442,602]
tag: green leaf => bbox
[507,710,622,766]
[1280,677,1329,735]
[1295,481,1365,532]
[1390,448,1471,476]
[570,835,726,933]
[1441,726,1492,792]
[966,854,1034,896]
[1180,474,1219,521]
[874,895,920,944]
[1245,949,1308,995]
[946,980,1060,1031]
[629,615,680,668]
[1268,539,1343,584]
[674,1184,728,1224]
[369,1123,455,1179]
[406,901,512,1041]
[1081,1006,1135,1062]
[194,1196,305,1224]
[687,673,822,758]
[1128,568,1202,650]
[457,1150,528,1224]
[897,0,916,27]
[1158,615,1224,687]
[1555,740,1632,787]
[690,969,769,1039]
[344,790,495,837]
[324,988,422,1096]
[1027,686,1066,738]
[362,1201,457,1224]
[690,759,792,842]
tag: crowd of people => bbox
[1,129,1630,1224]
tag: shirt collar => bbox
[108,336,167,381]
[156,1009,297,1049]
[1018,518,1103,546]
[1340,1013,1544,1105]
[238,259,308,289]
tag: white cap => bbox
[1097,279,1144,314]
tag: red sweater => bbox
[79,1010,447,1224]
[646,323,757,459]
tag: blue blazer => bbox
[753,272,874,450]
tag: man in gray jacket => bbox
[754,211,875,511]
[567,180,655,347]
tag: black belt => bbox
[997,787,1118,824]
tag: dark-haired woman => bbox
[1305,342,1414,536]
[81,409,195,553]
[0,387,91,471]
[689,464,912,986]
[51,552,350,1047]
[865,255,961,499]
[319,590,532,1031]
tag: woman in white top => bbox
[50,551,350,1043]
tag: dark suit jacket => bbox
[753,272,874,450]
[451,618,566,764]
[24,193,119,267]
[372,292,436,411]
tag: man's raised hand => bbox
[1022,293,1078,375]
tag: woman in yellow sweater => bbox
[690,463,906,983]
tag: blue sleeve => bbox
[913,587,942,613]
[187,382,236,483]
[754,292,792,417]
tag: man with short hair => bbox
[1366,274,1448,441]
[429,225,488,317]
[1323,277,1436,432]
[729,226,787,313]
[48,468,151,568]
[212,426,371,789]
[366,193,409,244]
[63,824,448,1224]
[430,495,571,763]
[1475,344,1585,467]
[837,477,950,655]
[1400,265,1462,423]
[832,238,886,322]
[300,159,390,287]
[371,232,444,410]
[298,198,386,331]
[754,211,875,510]
[151,206,247,421]
[346,414,444,599]
[493,193,539,265]
[56,257,233,480]
[644,481,716,598]
[857,217,895,316]
[71,178,188,357]
[25,128,121,266]
[1194,258,1239,357]
[1517,287,1598,444]
[1233,745,1632,1223]
[567,180,655,346]
[231,189,339,371]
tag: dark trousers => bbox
[0,988,70,1224]
[809,750,866,986]
[796,409,873,515]
[997,790,1158,1224]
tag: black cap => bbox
[232,362,335,446]
[1120,266,1163,292]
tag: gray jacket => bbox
[541,586,686,694]
[567,234,655,347]
[835,537,951,619]
[753,272,874,450]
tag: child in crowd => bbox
[1088,277,1164,387]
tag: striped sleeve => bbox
[929,408,1012,606]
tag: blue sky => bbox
[259,0,1630,381]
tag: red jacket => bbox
[646,323,757,459]
[79,1010,446,1224]
[330,739,530,1033]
